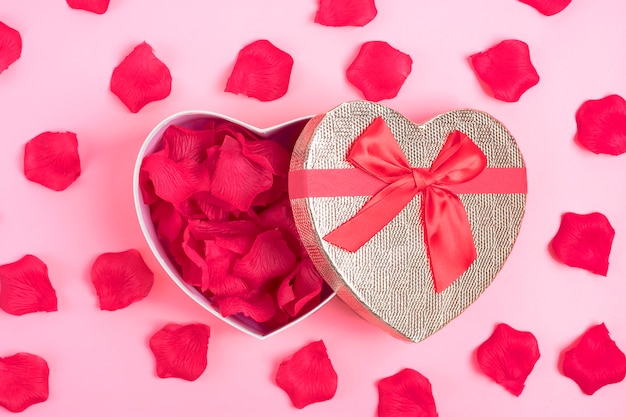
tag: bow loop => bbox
[323,116,487,293]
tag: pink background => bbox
[1,1,626,415]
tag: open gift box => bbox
[133,101,527,342]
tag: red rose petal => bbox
[315,0,377,27]
[470,39,539,102]
[275,340,338,409]
[347,41,413,102]
[225,39,293,102]
[277,258,323,318]
[215,291,276,323]
[550,212,615,276]
[562,323,626,395]
[377,368,438,417]
[66,0,110,14]
[150,200,184,245]
[91,249,154,311]
[149,323,210,381]
[209,136,273,211]
[476,323,540,396]
[110,42,172,113]
[24,131,81,191]
[140,152,210,203]
[0,21,21,74]
[233,229,297,288]
[0,255,57,316]
[519,0,571,15]
[0,353,49,412]
[575,95,626,155]
[163,125,217,162]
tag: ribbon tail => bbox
[323,178,417,252]
[422,187,477,293]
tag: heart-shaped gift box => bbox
[134,101,527,342]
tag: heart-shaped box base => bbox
[133,111,335,339]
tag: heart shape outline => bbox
[133,110,336,339]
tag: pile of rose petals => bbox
[139,119,326,332]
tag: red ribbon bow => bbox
[323,117,487,293]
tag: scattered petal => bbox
[110,42,172,113]
[66,0,110,14]
[275,340,338,409]
[24,131,81,191]
[0,21,21,74]
[347,41,412,102]
[518,0,571,15]
[0,353,49,412]
[575,94,626,155]
[470,39,539,102]
[562,323,626,395]
[476,323,540,396]
[0,255,57,316]
[149,323,210,381]
[550,212,615,276]
[225,40,293,102]
[91,249,154,311]
[315,0,377,27]
[377,368,438,417]
[233,229,297,288]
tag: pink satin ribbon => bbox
[322,117,488,293]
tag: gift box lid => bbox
[287,100,527,342]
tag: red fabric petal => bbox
[66,0,110,14]
[0,353,49,412]
[91,249,154,311]
[215,291,276,323]
[550,212,615,276]
[476,323,540,396]
[163,125,217,162]
[209,136,273,211]
[275,340,338,409]
[575,94,626,155]
[377,368,438,417]
[150,200,184,245]
[518,0,571,16]
[140,152,210,203]
[315,0,377,27]
[149,323,210,381]
[562,323,626,395]
[233,229,297,288]
[470,39,539,102]
[0,255,57,316]
[24,131,81,191]
[347,41,413,102]
[277,258,323,318]
[225,40,293,102]
[110,42,172,113]
[258,197,303,253]
[0,21,21,74]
